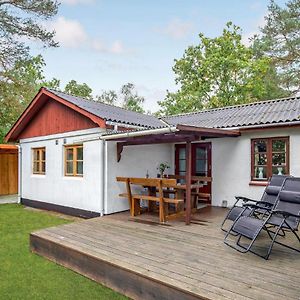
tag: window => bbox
[251,137,289,181]
[32,147,46,174]
[65,145,83,176]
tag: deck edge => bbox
[30,232,208,300]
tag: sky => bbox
[31,0,286,112]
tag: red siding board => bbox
[19,99,99,139]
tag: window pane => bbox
[272,166,286,176]
[254,166,267,180]
[272,153,286,166]
[272,140,286,152]
[66,148,73,160]
[196,148,207,160]
[179,160,186,172]
[179,148,186,159]
[33,162,39,173]
[33,150,39,160]
[41,150,46,160]
[77,147,83,160]
[196,159,207,175]
[77,161,83,175]
[41,162,46,173]
[255,153,267,165]
[254,140,267,153]
[66,162,73,174]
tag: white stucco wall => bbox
[210,127,300,207]
[20,128,104,213]
[105,142,174,214]
[19,125,300,215]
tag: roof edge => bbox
[163,95,300,120]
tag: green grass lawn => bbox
[0,204,127,300]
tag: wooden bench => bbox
[117,177,184,223]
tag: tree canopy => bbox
[96,83,145,113]
[158,22,283,115]
[0,0,59,70]
[64,80,93,99]
[0,55,59,142]
[120,83,145,113]
[96,90,118,105]
[253,0,300,93]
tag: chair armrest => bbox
[255,201,273,207]
[235,196,259,203]
[242,203,272,212]
[272,210,300,219]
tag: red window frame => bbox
[251,137,290,181]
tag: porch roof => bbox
[102,124,240,163]
[103,124,240,143]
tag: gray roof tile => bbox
[162,96,300,128]
[46,88,165,129]
[47,88,300,130]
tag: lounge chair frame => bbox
[224,177,300,260]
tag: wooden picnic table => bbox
[116,177,206,222]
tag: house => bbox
[5,87,300,218]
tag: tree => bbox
[96,90,118,105]
[0,55,59,142]
[0,0,59,70]
[253,0,300,93]
[158,22,279,116]
[120,83,145,113]
[64,80,93,99]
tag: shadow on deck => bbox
[30,207,300,300]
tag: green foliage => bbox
[121,83,145,113]
[96,90,118,105]
[0,55,59,142]
[0,0,59,69]
[253,0,300,93]
[64,80,93,99]
[96,83,145,113]
[157,162,170,176]
[0,204,127,300]
[158,22,282,116]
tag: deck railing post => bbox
[185,141,192,225]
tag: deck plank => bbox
[30,207,300,300]
[47,221,299,299]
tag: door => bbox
[175,143,211,203]
[0,152,18,195]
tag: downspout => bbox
[17,144,22,204]
[100,139,107,216]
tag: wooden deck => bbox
[30,207,300,300]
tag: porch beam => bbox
[117,135,201,147]
[185,141,192,225]
[176,124,240,137]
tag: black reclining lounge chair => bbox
[221,175,289,233]
[224,177,300,260]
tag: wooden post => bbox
[185,141,192,225]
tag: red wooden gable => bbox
[5,88,106,142]
[19,99,100,139]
